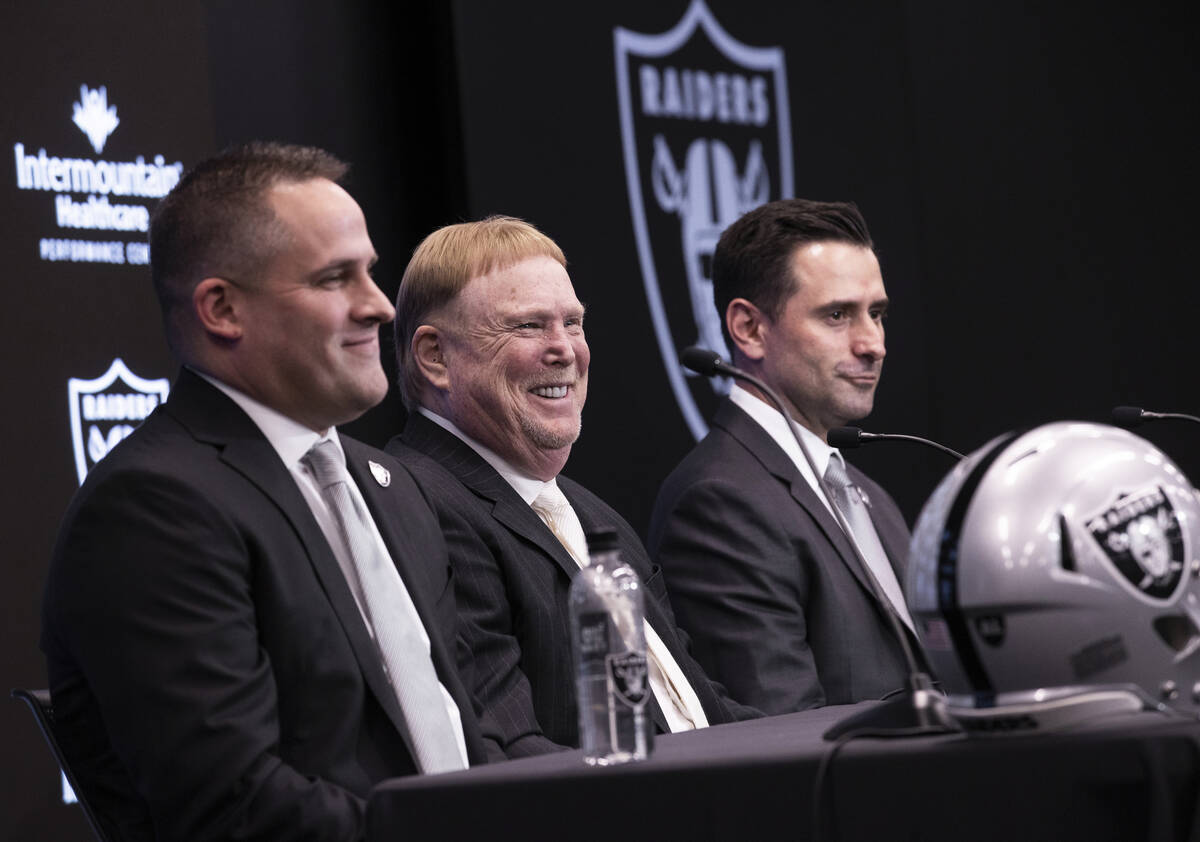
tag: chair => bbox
[11,687,114,842]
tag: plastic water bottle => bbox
[569,527,652,765]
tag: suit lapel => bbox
[166,371,418,751]
[402,414,582,580]
[713,399,893,616]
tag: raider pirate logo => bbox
[68,358,169,485]
[1084,485,1187,603]
[615,0,793,439]
[607,650,650,709]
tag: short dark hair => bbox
[149,141,349,354]
[712,198,873,352]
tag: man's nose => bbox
[544,323,579,365]
[852,316,886,361]
[354,275,396,324]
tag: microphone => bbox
[828,426,963,461]
[679,347,955,738]
[679,346,734,379]
[1111,406,1200,428]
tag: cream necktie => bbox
[303,440,466,773]
[532,482,708,731]
[824,454,915,633]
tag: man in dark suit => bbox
[648,198,917,715]
[387,216,757,757]
[41,142,486,842]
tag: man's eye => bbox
[827,310,845,322]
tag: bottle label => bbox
[606,651,649,709]
[577,612,610,658]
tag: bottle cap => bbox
[585,527,620,554]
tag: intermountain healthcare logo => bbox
[69,358,169,485]
[11,83,183,266]
[615,0,793,440]
[72,84,120,154]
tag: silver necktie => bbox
[823,455,915,633]
[303,440,465,773]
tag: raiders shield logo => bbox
[607,650,650,709]
[1083,485,1187,603]
[615,0,794,440]
[68,358,169,485]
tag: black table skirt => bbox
[368,702,1200,842]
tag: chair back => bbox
[11,687,115,842]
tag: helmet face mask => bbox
[908,422,1200,724]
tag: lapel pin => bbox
[368,460,391,487]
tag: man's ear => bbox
[726,298,768,362]
[192,277,244,341]
[412,325,450,392]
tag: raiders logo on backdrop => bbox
[68,358,169,485]
[614,0,793,440]
[1083,485,1186,603]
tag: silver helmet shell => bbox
[908,421,1200,713]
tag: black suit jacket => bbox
[41,370,486,842]
[389,413,756,759]
[647,398,915,715]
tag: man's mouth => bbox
[840,371,879,386]
[531,385,570,399]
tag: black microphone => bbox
[679,346,735,379]
[1111,406,1200,428]
[679,347,955,738]
[828,426,963,461]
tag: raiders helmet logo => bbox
[1084,485,1186,603]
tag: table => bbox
[368,702,1200,841]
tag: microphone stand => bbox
[680,348,957,739]
[828,426,964,461]
[1111,406,1200,428]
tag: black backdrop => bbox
[1,1,1196,838]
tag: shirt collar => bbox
[194,369,340,468]
[418,407,552,505]
[729,383,838,479]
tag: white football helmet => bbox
[908,422,1200,730]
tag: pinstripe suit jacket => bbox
[388,412,755,758]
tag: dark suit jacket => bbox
[41,370,487,842]
[647,398,915,715]
[389,413,757,759]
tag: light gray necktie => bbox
[303,440,465,773]
[823,455,915,633]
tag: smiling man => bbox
[647,198,917,715]
[389,216,757,757]
[41,143,486,842]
